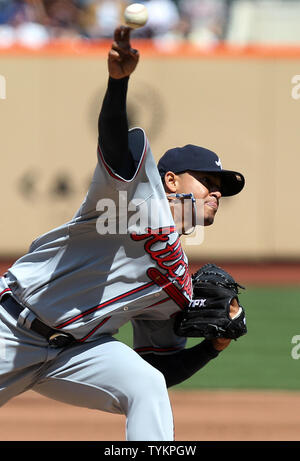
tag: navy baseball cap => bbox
[157,144,245,197]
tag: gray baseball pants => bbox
[0,301,174,441]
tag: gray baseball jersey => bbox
[1,128,192,351]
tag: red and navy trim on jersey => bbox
[144,297,170,309]
[77,316,111,343]
[56,281,155,329]
[75,295,170,343]
[0,288,12,299]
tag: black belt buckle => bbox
[48,332,74,348]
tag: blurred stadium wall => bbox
[0,45,299,263]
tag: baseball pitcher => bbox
[0,26,246,441]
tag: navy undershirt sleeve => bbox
[98,76,137,180]
[142,339,220,388]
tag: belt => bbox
[1,295,75,348]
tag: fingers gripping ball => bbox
[124,3,149,29]
[174,263,247,340]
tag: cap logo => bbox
[215,158,222,169]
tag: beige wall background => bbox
[0,53,299,261]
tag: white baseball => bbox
[124,3,148,29]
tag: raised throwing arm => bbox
[98,27,140,180]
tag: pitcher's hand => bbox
[108,26,140,79]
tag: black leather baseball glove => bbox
[174,263,247,340]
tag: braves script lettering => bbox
[131,227,192,298]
